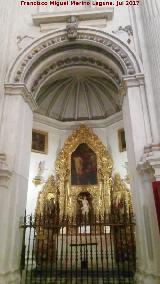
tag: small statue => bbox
[78,195,89,216]
[112,173,131,214]
[37,161,45,176]
[35,175,58,216]
[32,161,45,186]
[66,16,78,40]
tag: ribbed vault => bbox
[35,67,121,121]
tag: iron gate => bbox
[20,211,136,283]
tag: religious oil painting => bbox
[32,129,48,154]
[71,143,98,186]
[118,128,126,152]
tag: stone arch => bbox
[6,27,143,99]
[1,21,160,284]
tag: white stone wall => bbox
[0,2,136,129]
[0,3,132,75]
[140,0,160,130]
[1,3,160,283]
[26,118,128,214]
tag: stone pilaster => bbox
[140,0,160,132]
[122,75,160,284]
[0,84,36,284]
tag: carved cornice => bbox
[138,143,160,181]
[123,74,145,88]
[33,111,123,130]
[32,9,114,26]
[4,84,37,111]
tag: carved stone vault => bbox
[36,125,132,220]
[6,27,143,122]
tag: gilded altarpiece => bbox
[36,125,132,219]
[34,125,134,268]
[55,125,113,219]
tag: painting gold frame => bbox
[71,143,98,186]
[32,129,48,154]
[118,128,126,152]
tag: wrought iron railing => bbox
[20,210,136,283]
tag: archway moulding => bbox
[33,111,123,130]
[6,28,143,97]
[31,56,121,98]
[4,83,37,111]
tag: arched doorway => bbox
[0,27,159,283]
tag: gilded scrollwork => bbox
[55,124,113,218]
[112,173,132,214]
[35,125,132,221]
[35,175,58,216]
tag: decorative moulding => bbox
[32,8,114,26]
[138,143,160,181]
[33,111,123,130]
[66,16,78,40]
[31,55,121,95]
[7,28,141,86]
[0,153,12,188]
[122,74,145,88]
[112,25,133,44]
[40,19,108,32]
[4,84,37,111]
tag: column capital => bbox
[122,73,145,88]
[137,160,155,181]
[4,84,37,112]
[138,144,160,181]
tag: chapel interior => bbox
[0,2,160,284]
[24,39,135,282]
